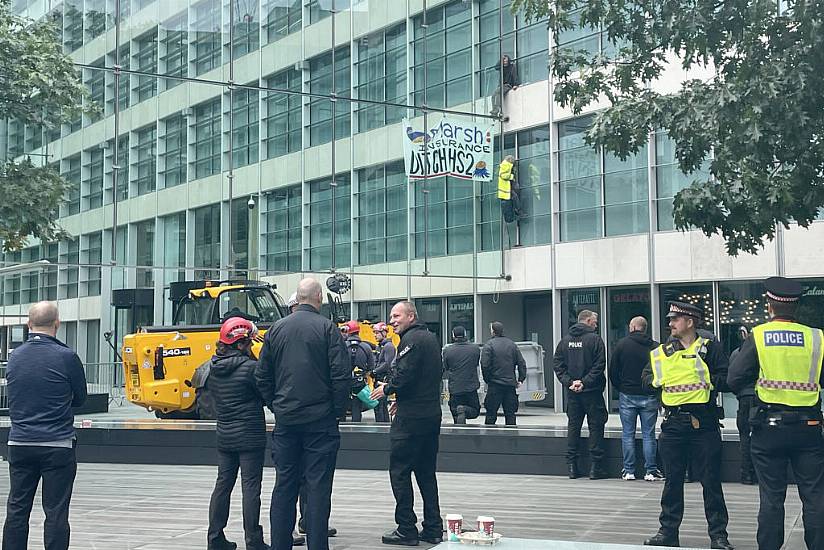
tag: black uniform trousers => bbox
[2,445,77,550]
[269,416,340,550]
[565,390,607,467]
[449,391,481,423]
[351,396,389,423]
[207,448,265,547]
[735,395,756,479]
[389,415,443,540]
[750,422,824,550]
[658,413,729,540]
[484,383,519,425]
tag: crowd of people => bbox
[2,275,822,550]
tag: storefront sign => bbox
[403,116,495,181]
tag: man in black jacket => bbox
[609,316,663,481]
[2,302,86,550]
[443,325,481,424]
[371,301,443,546]
[481,322,526,426]
[553,309,608,479]
[255,278,350,550]
[729,326,756,485]
[207,317,268,550]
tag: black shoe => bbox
[568,464,581,479]
[420,533,443,544]
[382,529,419,546]
[247,544,270,550]
[207,541,237,550]
[589,467,609,480]
[710,537,734,550]
[644,531,679,547]
[292,534,305,546]
[297,524,337,537]
[740,472,756,485]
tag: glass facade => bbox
[355,22,406,133]
[265,68,302,158]
[264,0,301,42]
[308,174,351,270]
[355,162,407,265]
[230,87,259,168]
[194,204,221,279]
[193,98,222,179]
[309,47,351,145]
[134,124,157,196]
[263,185,302,274]
[135,220,155,288]
[161,113,187,188]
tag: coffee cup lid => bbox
[477,515,495,521]
[446,514,463,520]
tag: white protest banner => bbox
[402,116,495,182]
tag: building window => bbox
[194,204,221,279]
[134,124,157,195]
[3,251,21,306]
[415,298,443,345]
[135,220,155,288]
[230,4,259,59]
[192,0,222,76]
[265,68,302,158]
[477,134,515,252]
[263,185,302,273]
[308,47,351,146]
[230,198,250,273]
[41,243,58,300]
[161,15,187,90]
[658,284,715,339]
[19,247,40,304]
[413,176,473,258]
[63,155,81,216]
[555,7,622,64]
[85,320,100,364]
[134,29,158,101]
[85,59,105,124]
[799,279,824,330]
[105,44,130,113]
[107,134,129,202]
[308,174,351,270]
[607,286,651,349]
[81,232,102,297]
[411,1,472,109]
[718,281,769,357]
[64,1,83,52]
[264,0,301,42]
[161,113,187,188]
[6,119,24,158]
[162,212,187,284]
[24,123,43,154]
[193,98,222,179]
[230,87,259,168]
[355,22,406,133]
[654,131,709,231]
[82,147,104,210]
[60,238,80,299]
[561,287,601,335]
[514,127,551,246]
[307,0,344,24]
[355,161,407,265]
[84,0,107,42]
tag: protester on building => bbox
[729,277,824,550]
[255,279,350,550]
[371,322,395,423]
[481,321,526,426]
[498,155,521,224]
[609,316,663,481]
[342,320,376,422]
[206,317,268,550]
[553,310,608,479]
[642,302,733,550]
[490,54,519,118]
[2,302,87,550]
[371,301,443,546]
[443,325,481,424]
[728,325,756,485]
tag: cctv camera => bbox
[247,195,256,210]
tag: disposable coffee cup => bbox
[476,516,495,537]
[446,514,463,542]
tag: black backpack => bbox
[191,360,217,420]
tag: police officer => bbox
[443,325,481,424]
[728,277,824,550]
[641,302,733,550]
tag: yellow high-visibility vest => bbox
[650,337,713,406]
[753,321,823,407]
[497,159,514,200]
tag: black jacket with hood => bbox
[481,336,527,387]
[609,331,660,396]
[553,323,606,393]
[384,322,443,419]
[443,338,481,394]
[206,348,267,451]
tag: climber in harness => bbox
[498,155,521,224]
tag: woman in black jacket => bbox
[206,317,269,550]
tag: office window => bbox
[659,284,715,339]
[162,211,187,284]
[192,0,222,76]
[107,134,129,202]
[134,124,157,195]
[161,15,187,90]
[230,87,259,168]
[654,131,709,231]
[161,113,187,188]
[85,320,100,364]
[477,133,515,251]
[603,139,648,236]
[20,247,40,304]
[81,232,102,297]
[67,70,83,134]
[64,1,83,52]
[85,59,105,124]
[60,238,79,299]
[41,243,58,300]
[263,185,302,273]
[355,161,407,265]
[193,98,222,179]
[24,123,43,153]
[514,127,552,245]
[111,226,127,291]
[2,251,21,306]
[82,147,104,210]
[63,154,81,216]
[103,44,130,113]
[135,29,158,101]
[6,119,23,158]
[411,1,472,109]
[264,0,301,42]
[413,176,473,258]
[308,174,351,270]
[307,0,343,24]
[265,68,302,158]
[194,204,221,279]
[355,22,406,133]
[308,47,350,145]
[136,220,155,288]
[85,0,106,42]
[231,4,259,59]
[556,7,625,64]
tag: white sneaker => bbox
[645,470,665,481]
[621,471,636,481]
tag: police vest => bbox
[497,160,513,200]
[650,337,713,406]
[752,321,823,407]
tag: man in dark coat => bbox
[553,309,608,479]
[480,322,527,426]
[206,317,268,550]
[442,325,481,424]
[490,54,519,117]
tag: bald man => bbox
[3,302,87,550]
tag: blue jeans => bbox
[618,393,659,474]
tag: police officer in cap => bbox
[728,277,824,550]
[642,301,733,549]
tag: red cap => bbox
[219,317,257,345]
[343,320,360,334]
[373,322,387,332]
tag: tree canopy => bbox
[512,0,824,255]
[0,0,87,251]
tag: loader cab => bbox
[170,281,284,327]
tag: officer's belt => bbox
[663,404,713,416]
[758,410,822,425]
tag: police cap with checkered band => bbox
[764,276,803,304]
[665,301,703,320]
